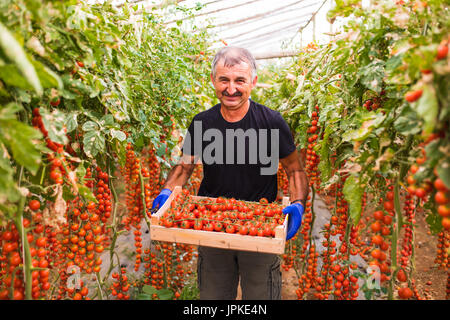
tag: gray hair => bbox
[211,46,257,80]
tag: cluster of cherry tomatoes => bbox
[0,203,52,300]
[363,90,386,112]
[406,142,449,231]
[186,164,203,195]
[368,188,395,284]
[277,163,289,199]
[324,181,360,300]
[122,143,150,229]
[111,267,130,300]
[305,105,321,191]
[53,166,111,300]
[435,231,449,270]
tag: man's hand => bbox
[151,188,172,213]
[282,202,304,240]
[151,154,197,214]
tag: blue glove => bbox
[282,202,304,240]
[151,188,172,212]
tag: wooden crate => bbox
[150,186,289,255]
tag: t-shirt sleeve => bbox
[274,112,296,159]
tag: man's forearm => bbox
[286,169,309,204]
[162,163,195,191]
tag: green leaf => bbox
[343,174,363,225]
[77,184,97,203]
[393,105,422,135]
[357,59,385,93]
[157,288,174,300]
[62,184,77,201]
[110,129,126,142]
[40,108,69,145]
[134,135,144,149]
[156,143,166,157]
[0,120,42,175]
[75,163,87,184]
[82,121,99,131]
[83,130,105,158]
[61,74,94,96]
[0,153,20,202]
[0,65,34,90]
[342,113,385,142]
[32,59,62,89]
[65,113,78,133]
[318,126,332,182]
[0,102,22,120]
[436,158,450,189]
[15,89,31,103]
[425,211,442,235]
[142,285,157,295]
[412,85,438,135]
[0,103,42,175]
[424,139,443,169]
[0,22,42,95]
[100,114,115,127]
[385,54,402,73]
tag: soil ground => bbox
[411,208,447,300]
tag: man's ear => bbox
[252,75,258,88]
[210,73,215,85]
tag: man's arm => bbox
[279,150,309,205]
[162,153,197,191]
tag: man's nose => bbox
[226,82,237,95]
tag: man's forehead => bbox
[215,60,252,76]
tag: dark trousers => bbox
[196,246,282,300]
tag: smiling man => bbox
[152,46,309,300]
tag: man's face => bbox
[211,60,257,110]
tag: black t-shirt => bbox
[181,99,296,202]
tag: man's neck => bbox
[220,99,250,123]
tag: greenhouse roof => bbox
[110,0,334,59]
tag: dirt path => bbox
[411,209,447,300]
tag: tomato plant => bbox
[260,0,449,300]
[0,0,212,300]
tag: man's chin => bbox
[220,98,244,109]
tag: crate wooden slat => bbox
[150,186,289,255]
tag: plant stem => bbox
[96,272,104,300]
[14,196,32,300]
[108,162,119,228]
[309,186,316,243]
[40,165,46,186]
[102,153,120,283]
[388,135,413,299]
[389,174,404,300]
[8,266,21,299]
[139,167,151,231]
